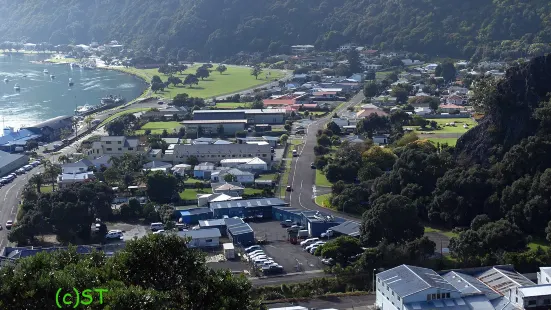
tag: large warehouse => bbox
[180,119,247,135]
[0,151,29,177]
[172,143,272,165]
[210,198,288,219]
[22,115,73,142]
[193,109,286,124]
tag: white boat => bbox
[43,69,48,74]
[50,75,55,79]
[14,84,20,91]
[3,78,8,83]
[75,104,93,114]
[68,78,74,86]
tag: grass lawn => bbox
[117,65,286,99]
[424,226,459,238]
[136,121,182,135]
[100,107,152,126]
[291,139,303,146]
[315,169,333,187]
[527,238,550,251]
[244,188,263,196]
[214,102,251,109]
[409,118,477,135]
[257,173,278,181]
[179,189,209,200]
[376,71,394,80]
[315,193,332,208]
[40,185,54,193]
[185,177,209,185]
[427,138,458,147]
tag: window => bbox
[205,239,212,243]
[386,286,389,291]
[427,295,431,301]
[377,278,380,283]
[516,297,518,303]
[118,141,121,144]
[528,300,536,306]
[262,154,267,157]
[431,294,436,300]
[445,293,450,299]
[547,277,549,283]
[118,148,122,151]
[128,147,133,151]
[436,293,440,299]
[544,299,550,305]
[398,297,400,301]
[106,148,112,151]
[106,141,111,144]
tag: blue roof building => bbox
[0,128,41,151]
[177,208,213,224]
[210,197,287,220]
[227,222,254,246]
[198,219,227,236]
[301,210,344,238]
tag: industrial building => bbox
[0,128,41,152]
[210,198,287,220]
[178,228,221,248]
[376,264,551,310]
[172,143,272,165]
[0,151,29,177]
[176,208,213,224]
[327,221,360,238]
[198,219,227,236]
[181,119,248,136]
[272,206,304,224]
[22,115,74,142]
[192,109,286,124]
[225,218,255,246]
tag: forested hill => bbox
[1,0,551,60]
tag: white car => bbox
[5,220,13,229]
[105,230,123,239]
[245,245,261,253]
[153,230,165,235]
[249,253,266,260]
[301,238,319,247]
[247,250,264,257]
[305,241,324,252]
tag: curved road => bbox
[286,92,365,221]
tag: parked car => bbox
[244,245,261,253]
[262,264,284,275]
[153,230,165,235]
[249,253,267,260]
[105,230,123,239]
[322,258,335,266]
[150,222,164,231]
[311,162,316,169]
[280,220,292,227]
[5,220,13,229]
[157,101,164,105]
[309,245,320,254]
[296,129,305,134]
[292,149,298,157]
[247,250,264,256]
[305,241,325,252]
[286,186,292,192]
[300,238,319,247]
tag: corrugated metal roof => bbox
[227,223,253,235]
[198,219,226,227]
[476,267,535,295]
[211,198,286,210]
[178,228,221,239]
[378,265,459,297]
[442,271,501,300]
[329,221,360,237]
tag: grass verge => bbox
[315,169,332,187]
[315,193,332,208]
[424,226,459,238]
[100,107,151,127]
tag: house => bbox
[61,159,93,174]
[415,107,431,115]
[425,63,439,71]
[401,59,425,66]
[291,45,314,54]
[211,168,254,184]
[337,43,357,52]
[446,95,464,105]
[57,172,95,188]
[211,182,245,197]
[356,104,388,118]
[312,91,338,100]
[331,118,349,128]
[86,136,142,159]
[439,104,463,113]
[142,161,172,172]
[178,228,221,248]
[373,134,390,145]
[193,162,215,179]
[238,157,268,171]
[364,64,383,70]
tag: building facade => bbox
[86,136,144,159]
[171,143,272,165]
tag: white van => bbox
[150,222,164,231]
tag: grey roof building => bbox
[173,143,272,164]
[0,151,29,177]
[328,221,360,237]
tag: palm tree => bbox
[84,116,93,130]
[58,154,70,164]
[28,174,44,193]
[43,160,61,191]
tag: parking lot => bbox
[249,221,323,272]
[105,222,149,242]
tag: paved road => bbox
[0,69,292,251]
[286,92,365,222]
[251,270,327,287]
[266,294,375,310]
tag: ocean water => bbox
[0,54,146,129]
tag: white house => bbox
[211,182,244,197]
[197,193,242,207]
[446,95,464,105]
[87,136,143,159]
[178,228,221,248]
[425,63,439,71]
[238,157,268,171]
[61,159,93,174]
[538,267,551,284]
[57,172,95,188]
[211,168,254,184]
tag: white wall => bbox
[188,236,220,248]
